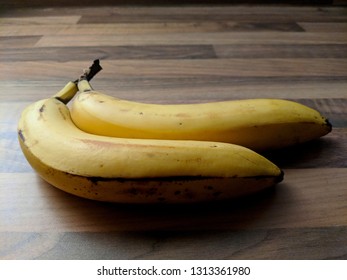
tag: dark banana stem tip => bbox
[74,59,103,84]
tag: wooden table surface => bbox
[1,4,347,260]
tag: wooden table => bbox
[1,5,347,260]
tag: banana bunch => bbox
[18,60,331,204]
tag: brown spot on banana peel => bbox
[37,104,46,121]
[18,129,25,143]
[58,106,67,120]
[39,104,45,113]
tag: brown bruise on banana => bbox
[18,129,39,148]
[18,136,283,203]
[37,104,46,121]
[18,129,25,143]
[58,106,67,120]
[39,104,45,113]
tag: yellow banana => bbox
[18,82,283,203]
[71,79,332,151]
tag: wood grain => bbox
[0,22,307,37]
[1,79,347,103]
[215,44,347,58]
[0,36,41,49]
[34,33,347,47]
[1,59,347,81]
[1,1,340,10]
[0,45,217,62]
[1,227,347,260]
[298,22,347,32]
[3,44,347,62]
[1,4,347,260]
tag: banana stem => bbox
[53,81,79,104]
[55,59,103,104]
[78,59,103,82]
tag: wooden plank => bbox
[0,45,217,62]
[74,21,305,32]
[265,128,347,168]
[1,59,347,81]
[1,79,347,102]
[298,22,347,32]
[212,21,305,32]
[5,44,346,61]
[0,132,32,173]
[0,25,65,37]
[0,22,305,37]
[78,78,347,101]
[215,44,347,58]
[0,36,41,49]
[82,59,347,78]
[3,5,345,18]
[2,0,339,9]
[0,16,81,25]
[1,226,347,259]
[0,102,33,173]
[300,98,347,127]
[34,32,347,47]
[81,5,346,22]
[0,168,346,232]
[0,61,85,81]
[76,6,347,23]
[63,21,305,34]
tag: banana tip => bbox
[277,170,285,183]
[325,118,333,133]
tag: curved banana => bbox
[71,79,332,150]
[18,83,283,203]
